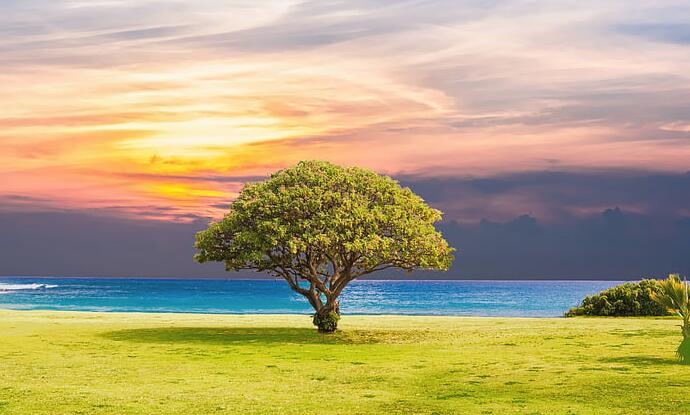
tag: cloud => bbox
[431,208,690,279]
[167,0,498,52]
[618,23,690,44]
[1,205,688,279]
[2,0,690,226]
[0,210,227,278]
[399,170,690,222]
[3,169,690,279]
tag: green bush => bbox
[565,279,671,317]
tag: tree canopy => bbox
[195,160,454,331]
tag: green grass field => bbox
[0,310,688,414]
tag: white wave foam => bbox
[0,283,58,291]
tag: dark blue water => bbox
[0,278,621,317]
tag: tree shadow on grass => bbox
[599,356,679,366]
[101,327,417,345]
[615,329,677,338]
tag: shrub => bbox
[650,274,690,364]
[565,279,671,317]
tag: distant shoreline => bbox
[0,275,642,282]
[0,308,562,318]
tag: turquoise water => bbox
[0,278,621,317]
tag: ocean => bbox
[0,278,622,317]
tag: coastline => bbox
[0,275,639,281]
[0,279,621,317]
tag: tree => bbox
[194,160,455,332]
[651,273,690,363]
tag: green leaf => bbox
[194,160,455,310]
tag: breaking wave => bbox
[0,283,58,291]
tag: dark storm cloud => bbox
[434,208,690,279]
[398,170,690,222]
[0,211,229,278]
[1,207,687,280]
[400,171,690,278]
[2,170,689,279]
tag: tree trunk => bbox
[677,315,690,364]
[313,300,340,333]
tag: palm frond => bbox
[678,337,690,364]
[651,274,690,364]
[652,274,689,316]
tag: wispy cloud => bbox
[2,0,690,221]
[618,23,690,44]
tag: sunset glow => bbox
[2,1,690,222]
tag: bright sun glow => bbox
[2,1,690,221]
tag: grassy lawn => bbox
[0,310,688,414]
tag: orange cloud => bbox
[2,0,690,221]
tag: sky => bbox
[1,0,690,278]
